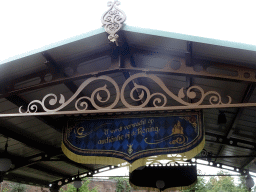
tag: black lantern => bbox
[130,164,197,191]
[74,170,82,192]
[246,174,254,190]
[218,111,227,125]
[73,177,82,189]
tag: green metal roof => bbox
[123,25,256,52]
[1,25,256,65]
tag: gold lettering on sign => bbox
[137,126,159,136]
[124,119,147,130]
[98,134,124,144]
[75,123,111,138]
[110,126,123,133]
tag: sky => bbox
[94,160,223,177]
[1,0,256,186]
[94,159,256,185]
[1,0,256,63]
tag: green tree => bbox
[237,175,250,192]
[60,178,98,192]
[204,176,217,191]
[182,170,206,192]
[208,171,237,192]
[9,182,27,192]
[110,177,131,192]
[182,170,253,192]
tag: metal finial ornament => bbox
[101,0,126,46]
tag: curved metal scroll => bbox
[19,73,232,114]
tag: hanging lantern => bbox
[246,174,254,190]
[218,111,227,125]
[73,177,82,189]
[129,164,197,191]
[0,158,12,172]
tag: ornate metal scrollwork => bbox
[101,0,126,44]
[201,149,208,157]
[201,149,213,161]
[19,75,120,113]
[19,73,232,114]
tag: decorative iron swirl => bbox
[19,73,232,113]
[120,73,232,108]
[144,134,187,145]
[101,0,126,43]
[19,76,120,113]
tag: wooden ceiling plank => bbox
[4,172,49,187]
[214,83,256,160]
[58,156,94,172]
[42,51,79,95]
[29,164,70,178]
[0,123,58,153]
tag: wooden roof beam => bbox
[240,155,256,169]
[214,83,256,160]
[118,33,150,106]
[205,132,256,152]
[42,51,79,94]
[1,48,112,99]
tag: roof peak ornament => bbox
[101,0,126,46]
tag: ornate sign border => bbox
[61,111,204,171]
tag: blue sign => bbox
[62,111,204,165]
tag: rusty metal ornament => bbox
[101,0,126,45]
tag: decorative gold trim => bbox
[61,142,127,166]
[61,137,205,173]
[129,137,205,172]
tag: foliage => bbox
[182,170,254,192]
[110,177,131,192]
[237,175,251,192]
[207,171,238,192]
[182,170,206,192]
[9,182,27,192]
[60,178,98,192]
